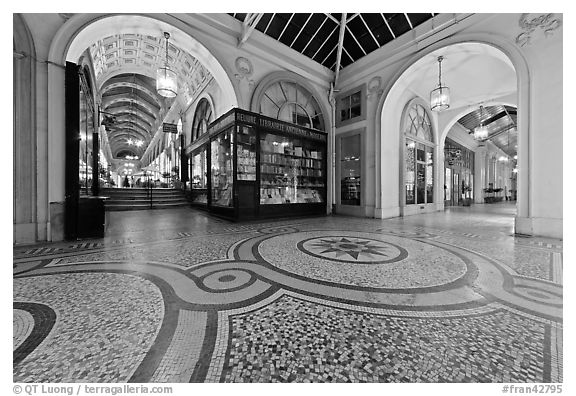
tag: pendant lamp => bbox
[430,56,450,111]
[156,32,177,98]
[474,106,489,140]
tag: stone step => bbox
[105,198,189,205]
[102,187,189,211]
[101,188,183,196]
[105,201,190,211]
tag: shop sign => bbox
[258,118,326,142]
[209,112,235,135]
[163,123,178,134]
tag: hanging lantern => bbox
[430,56,450,112]
[473,105,489,140]
[156,32,177,98]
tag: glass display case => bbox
[210,127,234,207]
[187,108,327,220]
[259,132,324,205]
[190,147,208,204]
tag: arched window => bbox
[191,98,212,142]
[258,80,325,131]
[403,102,434,205]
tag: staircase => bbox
[101,187,190,211]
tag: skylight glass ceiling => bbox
[230,13,436,71]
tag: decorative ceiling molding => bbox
[90,33,213,106]
[234,56,255,86]
[367,76,383,101]
[515,13,562,47]
[58,13,75,21]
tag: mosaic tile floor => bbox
[13,203,563,383]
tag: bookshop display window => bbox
[260,132,325,205]
[403,102,435,205]
[237,125,256,181]
[190,108,327,219]
[191,147,207,204]
[210,128,234,207]
[340,134,361,206]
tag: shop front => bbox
[444,138,474,206]
[186,108,327,220]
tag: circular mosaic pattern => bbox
[13,309,35,351]
[202,270,253,291]
[257,231,469,289]
[299,236,407,264]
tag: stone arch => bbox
[375,34,529,226]
[45,13,240,208]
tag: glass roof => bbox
[230,13,436,71]
[457,105,518,157]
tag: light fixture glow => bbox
[430,56,450,112]
[156,32,177,98]
[474,106,489,140]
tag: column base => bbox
[13,223,37,245]
[374,206,400,219]
[515,216,563,239]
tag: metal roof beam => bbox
[404,13,414,29]
[238,13,264,48]
[359,14,381,48]
[345,24,367,56]
[263,13,276,35]
[278,14,295,41]
[346,13,359,23]
[380,13,396,38]
[479,123,516,142]
[301,15,330,54]
[325,13,340,24]
[334,13,347,83]
[311,23,340,61]
[504,106,517,127]
[289,13,313,47]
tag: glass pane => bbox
[405,139,415,205]
[191,148,207,204]
[260,81,324,131]
[416,143,425,162]
[445,168,452,201]
[260,132,325,205]
[79,87,95,195]
[191,149,206,189]
[339,96,351,121]
[340,134,361,205]
[426,146,434,203]
[210,128,234,207]
[236,125,256,181]
[416,162,426,204]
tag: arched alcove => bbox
[375,38,527,227]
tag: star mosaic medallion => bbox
[300,236,405,264]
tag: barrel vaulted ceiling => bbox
[88,33,213,159]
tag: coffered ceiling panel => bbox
[89,33,214,159]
